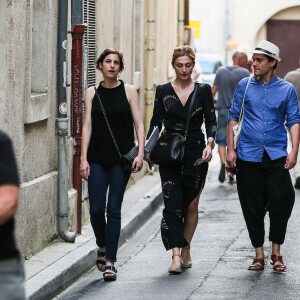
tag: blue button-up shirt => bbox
[228,76,300,162]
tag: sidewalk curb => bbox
[26,184,162,300]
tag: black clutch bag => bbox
[123,146,154,169]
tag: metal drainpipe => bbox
[70,24,85,234]
[56,0,76,242]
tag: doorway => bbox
[267,20,300,77]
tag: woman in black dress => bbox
[147,46,217,274]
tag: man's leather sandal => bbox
[270,255,287,273]
[248,258,265,271]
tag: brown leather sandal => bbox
[248,258,265,271]
[96,250,106,272]
[270,255,287,273]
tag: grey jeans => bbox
[0,257,26,300]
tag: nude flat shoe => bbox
[168,254,182,274]
[181,246,192,268]
[181,259,192,268]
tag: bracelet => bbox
[207,140,215,150]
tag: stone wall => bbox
[0,0,181,258]
[1,0,59,258]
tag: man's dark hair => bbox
[266,55,278,69]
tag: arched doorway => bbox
[266,6,300,77]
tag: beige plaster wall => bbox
[0,1,7,128]
[155,0,179,85]
[95,0,114,84]
[17,172,58,258]
[272,6,300,20]
[3,0,59,258]
[95,0,136,85]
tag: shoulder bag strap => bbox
[239,76,252,122]
[183,83,199,139]
[94,87,123,158]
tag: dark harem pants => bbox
[236,151,295,248]
[159,164,207,250]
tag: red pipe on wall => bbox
[71,24,85,234]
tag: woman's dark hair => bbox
[95,48,124,72]
[171,46,196,66]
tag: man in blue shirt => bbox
[227,40,300,273]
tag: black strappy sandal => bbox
[103,266,117,281]
[96,250,106,272]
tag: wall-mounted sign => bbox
[59,102,68,115]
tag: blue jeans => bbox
[88,164,130,262]
[216,108,230,147]
[0,257,26,300]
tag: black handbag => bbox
[150,83,198,166]
[94,87,135,173]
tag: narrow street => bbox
[2,2,300,300]
[54,157,300,300]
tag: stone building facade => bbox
[0,0,182,258]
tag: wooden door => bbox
[267,20,300,78]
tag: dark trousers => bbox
[88,164,130,262]
[236,152,295,248]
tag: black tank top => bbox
[87,80,134,164]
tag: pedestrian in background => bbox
[80,48,145,281]
[246,58,254,75]
[212,50,249,183]
[147,46,217,274]
[227,40,300,273]
[192,60,202,81]
[0,130,26,299]
[284,59,300,189]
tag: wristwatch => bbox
[207,140,215,150]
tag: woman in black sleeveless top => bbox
[80,49,144,281]
[147,46,217,274]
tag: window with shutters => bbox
[83,0,96,87]
[25,0,50,124]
